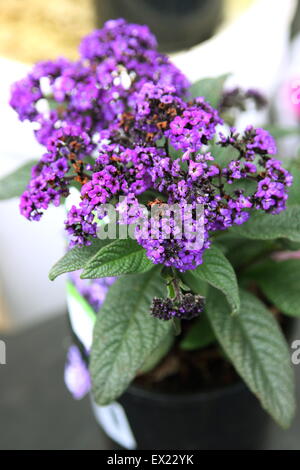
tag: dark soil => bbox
[135,335,239,395]
[135,346,240,395]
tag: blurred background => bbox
[0,0,300,450]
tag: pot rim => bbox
[125,379,247,406]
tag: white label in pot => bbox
[91,397,137,450]
[66,281,96,351]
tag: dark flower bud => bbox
[151,293,204,321]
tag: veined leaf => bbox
[230,206,300,243]
[190,74,230,107]
[49,238,111,280]
[81,238,153,279]
[187,245,240,313]
[180,313,216,350]
[0,161,36,200]
[206,288,296,428]
[90,269,172,405]
[246,259,300,317]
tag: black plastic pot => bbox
[68,312,295,450]
[116,381,269,450]
[69,317,269,450]
[94,0,224,53]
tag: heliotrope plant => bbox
[2,18,300,428]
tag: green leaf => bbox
[139,330,174,374]
[223,178,257,198]
[0,161,36,200]
[209,142,239,168]
[181,271,208,296]
[190,74,230,107]
[187,245,240,313]
[81,238,153,279]
[180,313,216,350]
[90,269,172,405]
[230,206,300,242]
[263,125,300,140]
[224,238,275,269]
[49,238,111,281]
[168,144,183,160]
[246,259,300,317]
[287,160,300,206]
[206,288,296,428]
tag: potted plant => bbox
[2,19,300,450]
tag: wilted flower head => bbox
[151,294,205,321]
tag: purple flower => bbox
[245,162,257,174]
[53,157,69,177]
[170,116,187,135]
[226,160,242,180]
[165,101,222,152]
[189,161,204,180]
[246,126,277,155]
[256,178,273,198]
[64,345,91,400]
[70,271,116,311]
[234,211,250,225]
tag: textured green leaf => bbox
[247,259,300,317]
[0,161,36,200]
[190,74,230,107]
[49,239,111,280]
[187,245,240,313]
[287,160,300,206]
[180,313,216,350]
[206,288,296,428]
[181,271,208,296]
[81,238,153,279]
[209,142,239,168]
[90,269,172,405]
[139,330,174,374]
[230,206,300,242]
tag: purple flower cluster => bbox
[246,126,277,156]
[166,98,222,151]
[151,294,204,321]
[255,159,293,213]
[134,82,222,151]
[11,19,293,274]
[10,19,188,148]
[65,145,162,246]
[79,18,157,61]
[10,58,98,147]
[219,126,277,158]
[219,127,292,214]
[20,125,91,221]
[136,218,209,272]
